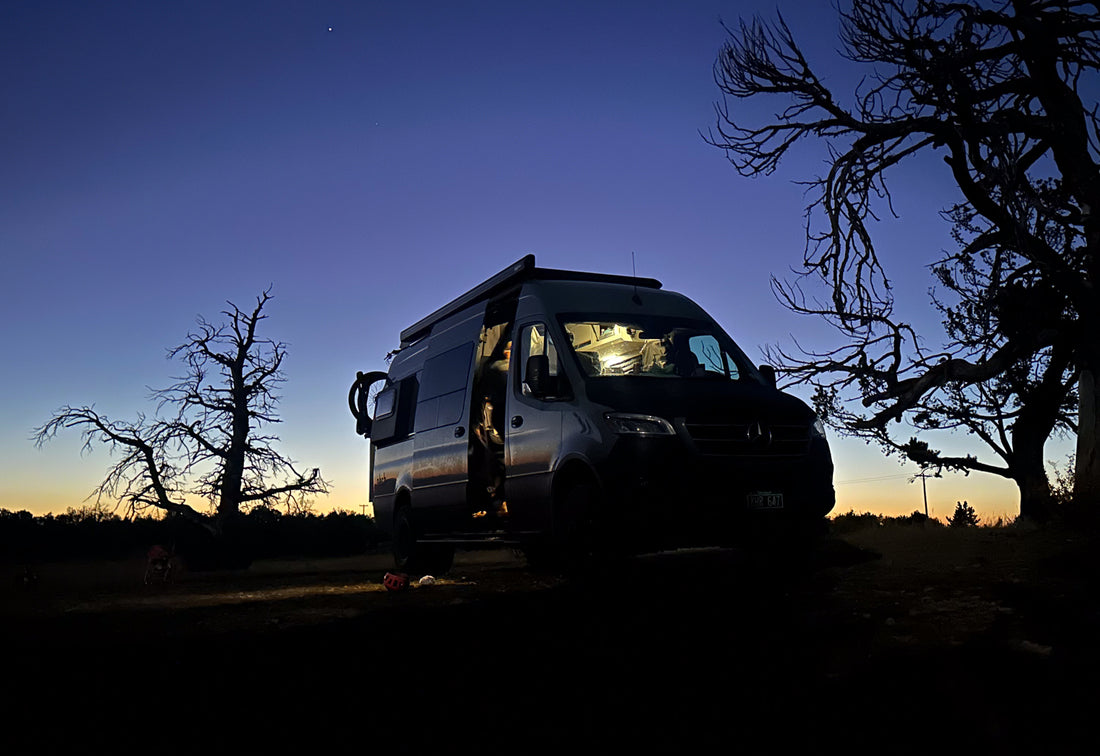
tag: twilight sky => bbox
[2,0,1052,521]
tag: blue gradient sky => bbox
[3,0,1055,521]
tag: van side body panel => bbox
[409,302,486,533]
[369,338,428,539]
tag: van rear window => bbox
[374,389,396,418]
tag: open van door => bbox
[505,321,566,532]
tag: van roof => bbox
[400,254,662,346]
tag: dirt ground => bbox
[4,525,1099,753]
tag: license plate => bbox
[747,491,784,510]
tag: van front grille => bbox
[682,421,810,457]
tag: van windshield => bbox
[560,316,752,380]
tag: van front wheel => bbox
[556,482,606,573]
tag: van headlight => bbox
[810,417,827,439]
[604,413,676,436]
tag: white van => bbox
[350,255,834,572]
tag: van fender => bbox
[551,453,601,494]
[373,480,412,538]
[392,480,414,516]
[549,455,603,535]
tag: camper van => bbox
[349,255,834,573]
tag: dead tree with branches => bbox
[35,289,327,534]
[709,0,1100,521]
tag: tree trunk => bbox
[1014,434,1055,523]
[1074,367,1100,506]
[1015,472,1054,523]
[218,361,251,520]
[1011,348,1072,523]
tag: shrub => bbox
[0,507,381,564]
[882,510,944,528]
[1050,454,1075,510]
[947,501,980,528]
[829,510,882,533]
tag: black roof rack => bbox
[399,254,662,346]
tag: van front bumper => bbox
[597,435,835,550]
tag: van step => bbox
[420,530,541,546]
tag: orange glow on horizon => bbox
[6,474,1017,525]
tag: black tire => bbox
[392,505,455,575]
[519,539,557,571]
[348,371,389,436]
[555,481,609,575]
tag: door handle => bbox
[510,416,523,428]
[454,426,465,438]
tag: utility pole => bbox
[910,469,930,519]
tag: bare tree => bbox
[801,206,1079,516]
[35,289,327,532]
[709,0,1100,520]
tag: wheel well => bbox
[393,489,411,527]
[551,460,600,506]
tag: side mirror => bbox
[524,354,551,397]
[758,364,777,390]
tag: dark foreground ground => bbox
[4,525,1099,754]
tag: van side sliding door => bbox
[410,303,487,534]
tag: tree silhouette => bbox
[35,289,327,534]
[947,500,981,527]
[709,0,1099,521]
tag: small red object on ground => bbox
[383,572,409,592]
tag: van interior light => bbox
[604,413,675,436]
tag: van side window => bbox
[371,374,419,445]
[415,342,474,432]
[394,374,419,437]
[519,323,564,397]
[688,334,739,380]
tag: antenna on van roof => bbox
[631,251,642,305]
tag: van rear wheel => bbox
[393,505,455,575]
